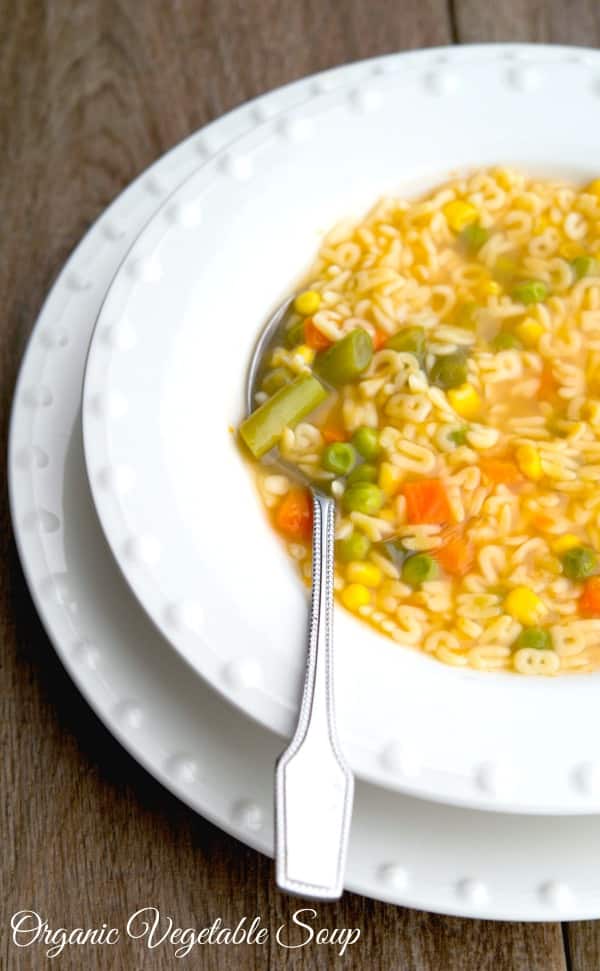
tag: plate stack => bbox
[10,44,600,920]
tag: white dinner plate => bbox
[10,47,600,919]
[81,43,600,816]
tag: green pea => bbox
[460,222,490,252]
[321,442,356,476]
[285,318,305,347]
[429,351,469,390]
[351,426,381,461]
[512,279,549,305]
[491,330,523,351]
[314,328,373,386]
[402,553,439,587]
[561,546,599,580]
[514,627,552,651]
[337,531,371,562]
[261,367,292,395]
[385,326,426,360]
[342,482,384,515]
[570,255,599,280]
[347,463,378,485]
[448,426,468,446]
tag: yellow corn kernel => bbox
[341,583,371,611]
[559,241,583,260]
[346,561,383,587]
[585,179,600,198]
[447,383,481,419]
[552,534,582,554]
[295,344,316,365]
[443,200,479,232]
[494,169,514,191]
[515,317,544,346]
[480,279,502,297]
[293,290,321,316]
[378,461,404,496]
[538,555,562,576]
[515,444,542,481]
[379,508,396,522]
[504,586,547,626]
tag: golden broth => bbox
[247,168,600,675]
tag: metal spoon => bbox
[245,297,354,900]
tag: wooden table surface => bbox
[3,2,600,968]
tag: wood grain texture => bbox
[566,922,600,971]
[453,0,600,45]
[0,0,597,967]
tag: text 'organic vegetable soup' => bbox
[239,168,600,675]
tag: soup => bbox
[239,168,600,675]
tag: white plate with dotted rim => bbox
[81,43,600,816]
[11,45,600,920]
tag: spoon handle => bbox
[275,491,354,899]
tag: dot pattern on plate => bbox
[96,464,136,495]
[349,87,383,112]
[165,753,201,784]
[23,386,53,408]
[231,799,263,832]
[101,218,126,241]
[114,699,144,729]
[126,255,163,283]
[573,761,600,796]
[277,117,315,142]
[222,657,262,690]
[424,70,459,95]
[194,136,218,158]
[253,100,281,123]
[72,639,101,670]
[539,881,575,910]
[380,741,419,778]
[15,445,49,469]
[145,174,169,197]
[124,534,161,567]
[475,762,514,797]
[310,73,339,95]
[87,390,128,420]
[40,329,69,349]
[100,321,136,351]
[456,878,489,907]
[509,65,542,91]
[219,153,253,181]
[377,864,409,891]
[165,200,203,228]
[370,61,389,77]
[164,601,205,634]
[23,508,60,534]
[40,573,77,613]
[65,270,92,291]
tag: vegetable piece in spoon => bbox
[240,373,328,458]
